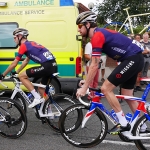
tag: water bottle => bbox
[27,93,34,104]
[36,104,41,110]
[125,113,132,122]
[110,109,119,122]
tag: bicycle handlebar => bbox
[77,87,101,107]
[78,97,90,107]
[0,74,19,88]
[0,81,8,88]
[5,74,19,79]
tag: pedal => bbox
[107,131,119,135]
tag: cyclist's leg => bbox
[21,65,47,108]
[121,75,138,113]
[19,66,43,100]
[19,70,37,92]
[38,76,49,98]
[121,54,144,113]
[134,71,142,91]
[37,60,57,97]
[101,79,127,127]
[103,53,144,133]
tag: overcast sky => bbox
[73,0,103,8]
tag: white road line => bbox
[102,140,150,147]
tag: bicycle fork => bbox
[38,99,61,118]
[81,103,97,128]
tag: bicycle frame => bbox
[0,73,61,118]
[10,78,46,104]
[79,82,150,140]
[0,106,10,122]
[118,7,150,34]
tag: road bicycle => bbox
[0,73,76,132]
[59,78,150,150]
[0,97,27,139]
[104,7,150,35]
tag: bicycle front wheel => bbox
[132,115,150,150]
[59,104,108,148]
[104,22,130,35]
[0,97,27,139]
[43,93,76,132]
[0,90,27,112]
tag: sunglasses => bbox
[78,24,84,29]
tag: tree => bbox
[96,0,150,26]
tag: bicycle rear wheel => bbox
[133,115,150,150]
[59,104,108,148]
[104,22,130,35]
[43,93,76,132]
[0,97,27,139]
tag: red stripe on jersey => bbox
[16,56,21,61]
[16,43,27,60]
[92,51,101,57]
[18,44,27,54]
[91,31,105,48]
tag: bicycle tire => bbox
[59,104,108,148]
[13,92,27,112]
[104,22,130,35]
[0,97,27,139]
[132,115,150,150]
[0,91,27,125]
[118,133,132,142]
[43,93,76,132]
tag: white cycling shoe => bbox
[28,98,45,108]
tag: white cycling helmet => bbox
[76,11,97,25]
[13,28,29,37]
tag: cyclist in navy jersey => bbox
[0,28,58,108]
[76,11,144,134]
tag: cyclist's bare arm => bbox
[3,59,19,76]
[16,57,30,73]
[82,56,100,89]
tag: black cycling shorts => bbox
[26,59,58,85]
[108,53,144,89]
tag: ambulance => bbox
[0,0,85,94]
